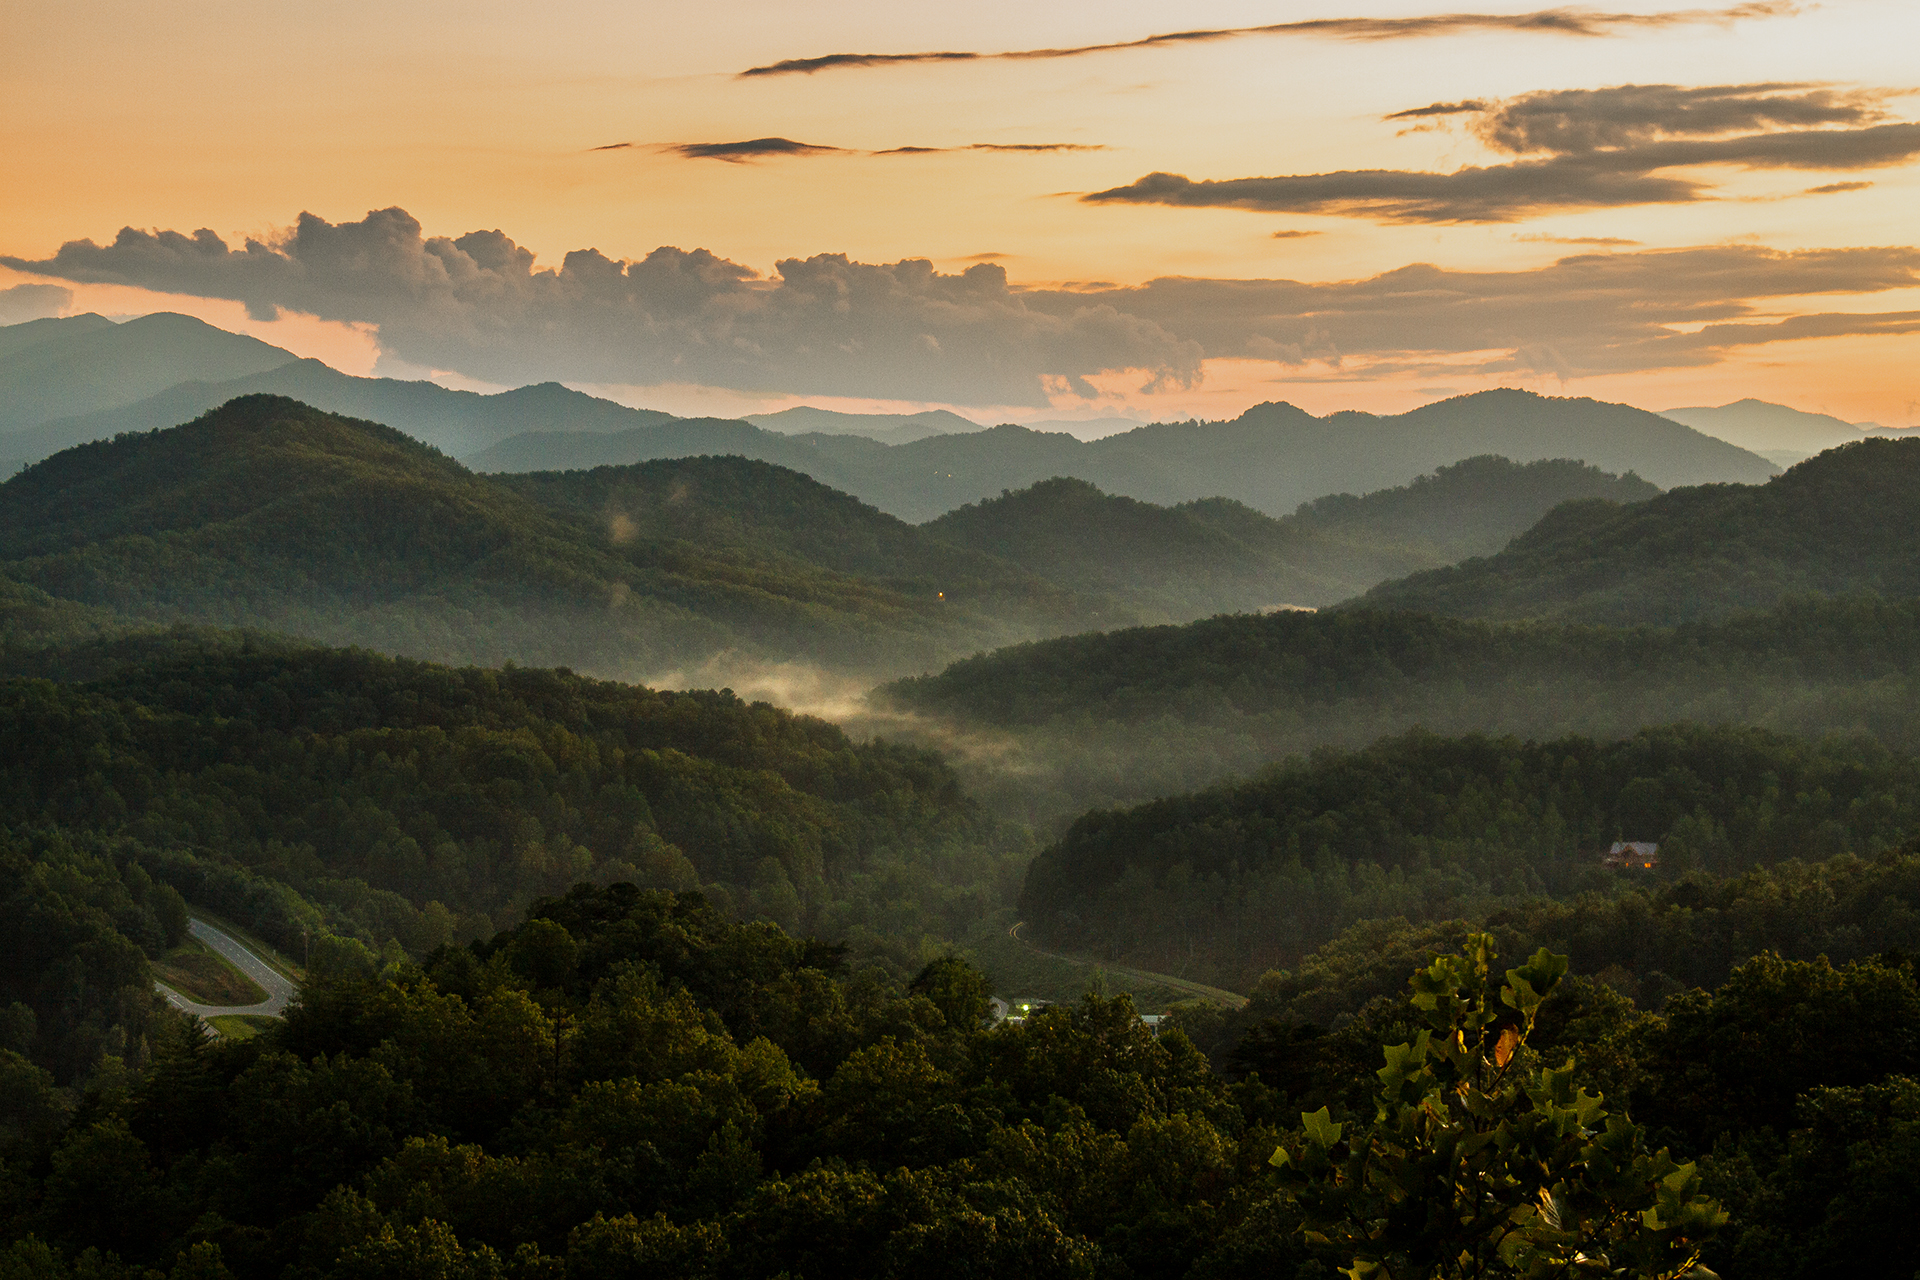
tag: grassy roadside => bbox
[152,936,268,1005]
[206,1014,280,1040]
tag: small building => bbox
[1603,841,1660,870]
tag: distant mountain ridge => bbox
[0,312,297,436]
[1659,398,1910,467]
[1359,438,1920,625]
[744,405,980,445]
[6,354,678,464]
[473,388,1775,522]
[3,315,1779,516]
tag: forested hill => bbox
[1018,721,1920,987]
[920,457,1658,619]
[875,596,1920,819]
[0,395,1091,675]
[1359,437,1920,624]
[0,635,1025,1084]
[471,387,1772,522]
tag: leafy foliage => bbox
[1271,936,1722,1279]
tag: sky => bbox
[3,0,1918,427]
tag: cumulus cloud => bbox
[739,3,1792,76]
[0,282,72,324]
[1086,83,1920,222]
[1026,244,1920,377]
[0,208,1200,406]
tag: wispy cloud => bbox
[1806,180,1873,193]
[1026,244,1920,377]
[1514,233,1641,245]
[739,3,1794,77]
[609,139,1106,162]
[1086,85,1920,223]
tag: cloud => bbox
[1384,101,1491,120]
[632,140,1104,160]
[1,208,1201,406]
[1467,83,1889,152]
[1024,243,1920,377]
[668,137,845,161]
[0,282,72,325]
[1514,234,1640,245]
[1270,230,1321,240]
[1807,180,1873,193]
[739,3,1793,76]
[1084,109,1920,222]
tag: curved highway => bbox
[154,917,299,1023]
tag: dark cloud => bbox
[668,137,845,161]
[589,142,635,152]
[874,142,1105,155]
[0,282,72,324]
[1022,244,1920,377]
[0,208,1200,406]
[739,4,1793,77]
[1470,83,1888,153]
[1085,119,1920,222]
[1807,180,1873,193]
[1270,230,1321,239]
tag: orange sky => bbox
[4,0,1917,424]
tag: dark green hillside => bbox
[0,396,1092,674]
[921,458,1659,620]
[0,642,1020,1005]
[1018,722,1920,987]
[1361,437,1920,624]
[876,596,1920,819]
[502,454,1048,590]
[925,477,1320,621]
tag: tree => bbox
[1271,934,1724,1279]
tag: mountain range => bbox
[469,388,1774,521]
[0,313,1778,521]
[0,395,1094,678]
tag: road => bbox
[1008,921,1247,1007]
[155,917,299,1023]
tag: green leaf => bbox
[1269,1144,1291,1168]
[1302,1106,1344,1148]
